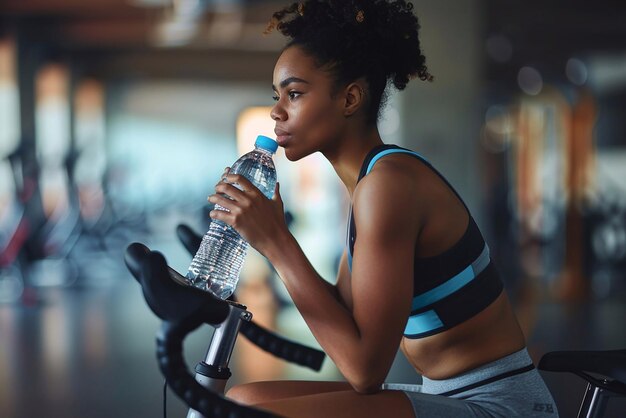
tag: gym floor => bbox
[1,248,625,418]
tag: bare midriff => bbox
[400,291,527,380]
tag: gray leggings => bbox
[382,348,558,418]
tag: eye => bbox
[288,91,301,100]
[272,94,279,102]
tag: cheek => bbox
[297,101,341,133]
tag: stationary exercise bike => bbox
[125,225,626,418]
[124,224,326,418]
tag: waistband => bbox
[422,348,535,396]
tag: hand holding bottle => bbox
[209,173,290,258]
[185,135,279,299]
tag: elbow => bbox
[342,354,390,394]
[348,373,385,395]
[351,380,383,395]
[353,383,382,395]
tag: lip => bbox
[274,128,292,146]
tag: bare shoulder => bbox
[354,152,429,212]
[352,151,469,256]
[352,153,426,238]
[357,152,438,197]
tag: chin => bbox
[283,147,307,162]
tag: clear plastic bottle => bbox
[186,135,278,299]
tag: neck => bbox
[323,126,384,197]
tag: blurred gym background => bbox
[1,1,625,417]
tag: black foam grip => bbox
[176,224,203,255]
[125,243,230,325]
[240,321,326,371]
[157,321,281,418]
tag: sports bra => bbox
[347,144,503,339]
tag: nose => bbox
[270,101,286,121]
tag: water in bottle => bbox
[186,135,278,299]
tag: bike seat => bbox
[538,349,626,395]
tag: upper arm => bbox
[335,249,353,310]
[349,168,420,371]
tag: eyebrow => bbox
[272,76,310,91]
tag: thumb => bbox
[273,182,281,202]
[273,182,285,209]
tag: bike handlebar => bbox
[125,243,230,325]
[176,224,203,259]
[124,241,327,417]
[126,246,279,417]
[239,320,325,371]
[175,224,326,371]
[125,242,326,371]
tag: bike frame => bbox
[187,301,252,418]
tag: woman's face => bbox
[271,46,347,161]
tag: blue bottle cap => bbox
[255,135,278,154]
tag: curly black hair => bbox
[266,0,433,124]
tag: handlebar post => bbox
[186,301,252,418]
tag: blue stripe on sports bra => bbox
[405,310,444,335]
[404,243,490,336]
[366,149,428,175]
[410,243,490,311]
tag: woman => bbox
[208,1,558,417]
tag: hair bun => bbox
[266,0,433,123]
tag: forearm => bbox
[265,234,383,391]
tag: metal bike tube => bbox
[187,302,252,418]
[578,383,610,418]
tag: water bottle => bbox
[186,135,278,299]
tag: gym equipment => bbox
[539,349,626,418]
[124,236,325,418]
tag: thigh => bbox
[405,392,493,418]
[254,389,415,418]
[226,380,353,405]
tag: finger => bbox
[215,182,248,201]
[221,167,231,179]
[223,174,257,194]
[209,208,234,224]
[208,194,238,211]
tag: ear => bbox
[343,82,366,117]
